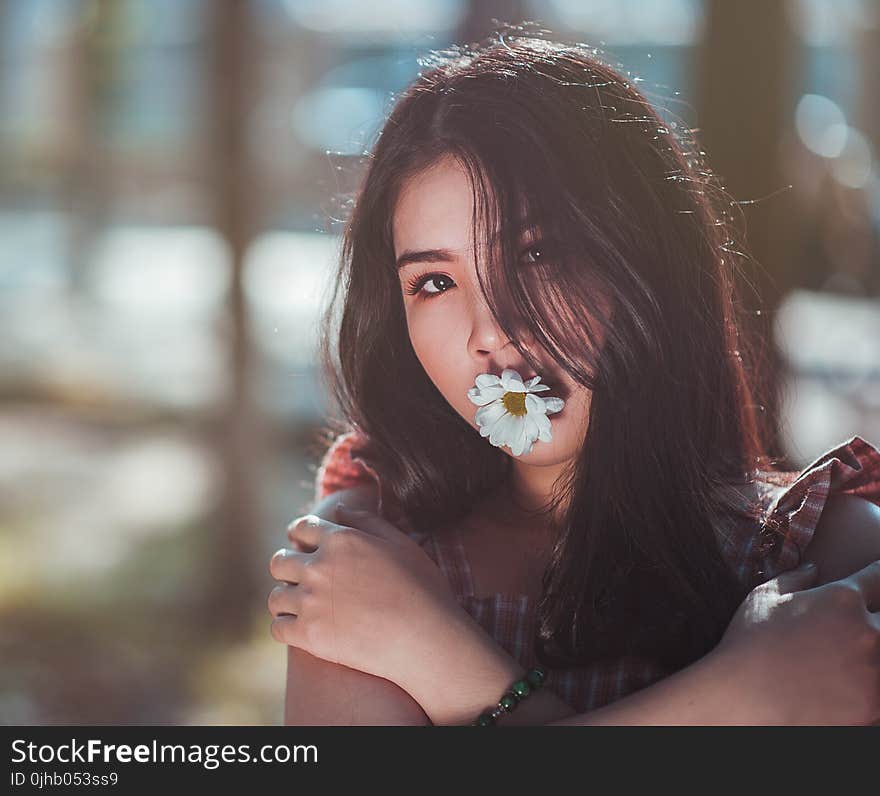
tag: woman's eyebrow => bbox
[395,221,541,270]
[395,247,459,271]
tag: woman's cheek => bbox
[407,314,443,379]
[407,315,472,421]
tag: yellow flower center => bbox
[501,390,527,417]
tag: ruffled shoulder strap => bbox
[745,435,880,583]
[313,429,378,504]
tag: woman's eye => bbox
[521,240,555,265]
[404,273,455,299]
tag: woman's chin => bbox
[508,434,571,464]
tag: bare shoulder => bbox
[803,493,880,584]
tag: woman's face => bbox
[391,154,593,468]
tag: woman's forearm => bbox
[284,647,433,726]
[401,611,769,726]
[397,609,579,725]
[543,649,771,725]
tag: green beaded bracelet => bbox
[472,667,547,726]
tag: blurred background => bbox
[1,0,878,724]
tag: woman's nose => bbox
[467,300,533,358]
[467,299,509,355]
[469,322,508,356]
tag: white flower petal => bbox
[536,413,552,442]
[480,409,506,438]
[499,414,522,447]
[489,414,515,447]
[475,373,502,389]
[520,413,544,455]
[500,368,526,390]
[542,397,565,414]
[467,389,493,407]
[525,393,545,414]
[509,431,523,456]
[515,421,532,455]
[484,413,504,444]
[468,384,505,406]
[475,401,507,427]
[523,421,538,455]
[523,416,541,448]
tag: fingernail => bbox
[801,561,817,571]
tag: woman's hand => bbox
[268,505,474,690]
[714,561,880,725]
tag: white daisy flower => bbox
[466,367,565,456]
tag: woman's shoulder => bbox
[722,434,880,587]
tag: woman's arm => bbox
[276,487,880,725]
[513,648,769,726]
[280,484,436,725]
[538,494,880,726]
[390,601,778,726]
[284,647,432,725]
[398,559,879,726]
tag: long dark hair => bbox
[317,27,779,670]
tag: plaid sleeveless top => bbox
[313,430,880,714]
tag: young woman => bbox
[268,32,880,725]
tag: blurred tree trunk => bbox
[696,0,800,460]
[857,4,880,296]
[857,4,879,144]
[206,0,264,637]
[64,0,123,293]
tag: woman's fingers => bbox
[287,514,330,550]
[269,614,300,646]
[267,582,303,618]
[269,546,311,583]
[267,543,312,647]
[771,561,820,596]
[336,504,405,542]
